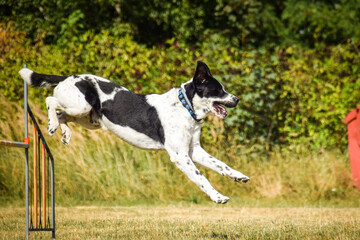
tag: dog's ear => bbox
[193,61,212,86]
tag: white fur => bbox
[101,116,164,149]
[20,67,250,204]
[18,68,33,85]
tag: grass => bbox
[1,94,360,206]
[1,87,360,239]
[1,205,359,239]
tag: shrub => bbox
[1,23,360,149]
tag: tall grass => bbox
[0,95,359,206]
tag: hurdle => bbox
[0,71,55,239]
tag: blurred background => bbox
[0,0,360,206]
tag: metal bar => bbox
[51,153,55,239]
[33,124,38,228]
[42,144,46,227]
[27,107,54,161]
[38,135,41,228]
[47,155,50,229]
[0,140,29,148]
[24,84,55,238]
[24,79,29,240]
[29,228,55,232]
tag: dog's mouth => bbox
[212,103,228,118]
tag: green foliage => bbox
[0,0,118,44]
[1,0,360,208]
[120,0,217,45]
[1,21,360,148]
[281,0,360,47]
[214,0,283,47]
[0,22,28,100]
[1,0,359,47]
[278,43,360,148]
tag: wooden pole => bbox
[42,144,46,227]
[33,124,37,228]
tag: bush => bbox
[2,1,359,48]
[1,23,360,149]
[277,43,360,148]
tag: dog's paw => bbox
[212,193,230,204]
[60,123,72,145]
[231,171,250,183]
[234,175,250,183]
[47,121,58,136]
[61,131,71,145]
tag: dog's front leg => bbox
[166,149,230,204]
[191,146,250,183]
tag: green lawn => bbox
[1,206,359,239]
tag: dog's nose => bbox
[233,96,239,105]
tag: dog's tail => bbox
[19,65,68,88]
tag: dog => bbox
[19,61,249,203]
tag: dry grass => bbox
[1,94,360,206]
[1,206,359,239]
[1,93,360,239]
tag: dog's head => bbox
[189,61,239,119]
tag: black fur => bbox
[75,79,102,117]
[101,91,165,144]
[98,80,119,94]
[182,61,225,107]
[184,82,196,107]
[193,61,239,107]
[31,72,68,88]
[193,61,227,99]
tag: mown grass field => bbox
[1,96,360,240]
[1,206,359,239]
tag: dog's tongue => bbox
[214,104,227,118]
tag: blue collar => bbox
[178,89,201,122]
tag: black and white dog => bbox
[19,61,249,203]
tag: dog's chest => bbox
[146,91,199,142]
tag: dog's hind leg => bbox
[46,96,63,136]
[58,112,72,145]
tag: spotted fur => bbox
[19,61,250,203]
